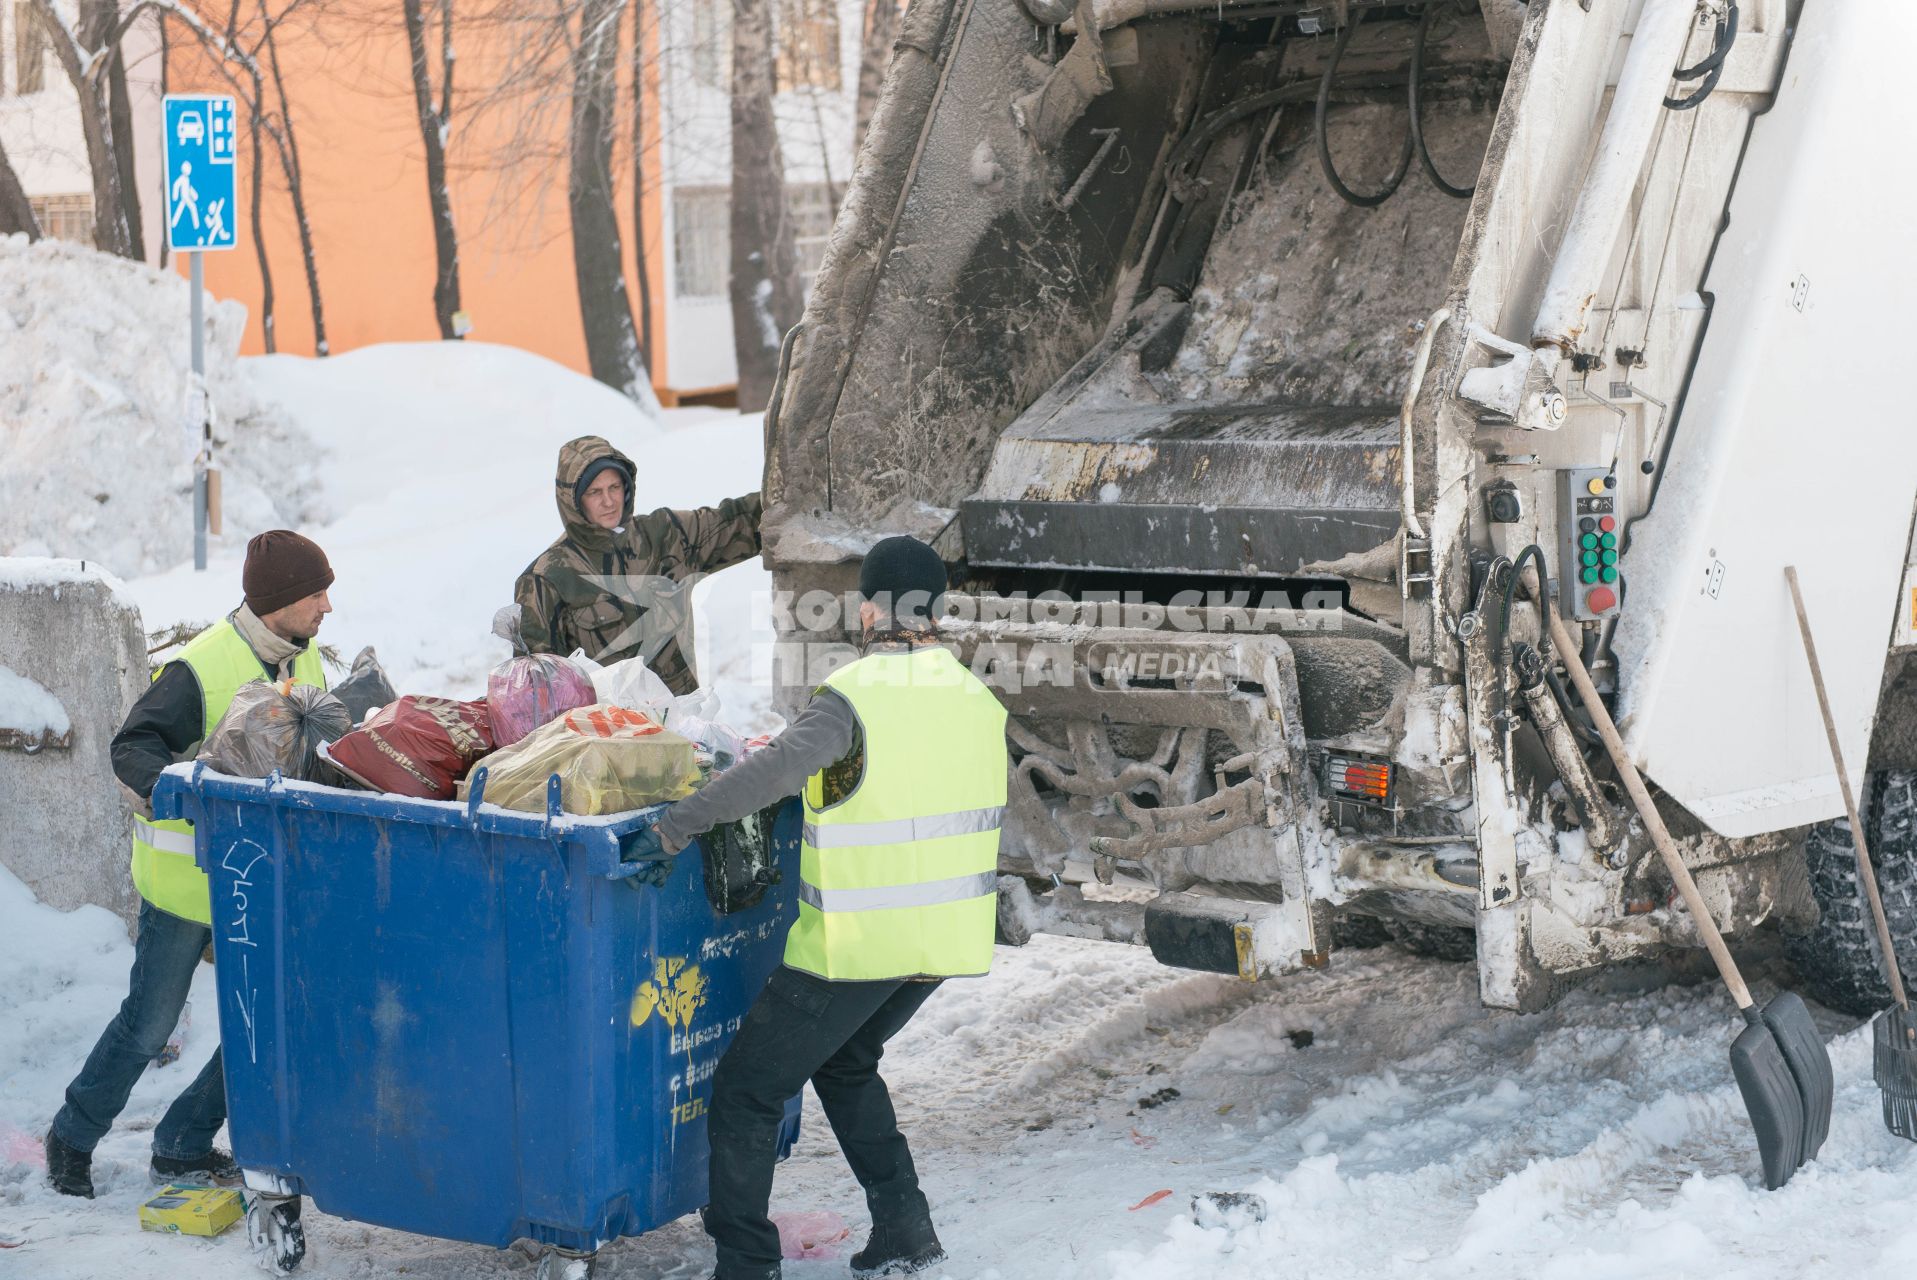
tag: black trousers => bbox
[705,965,941,1274]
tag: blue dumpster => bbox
[151,761,800,1257]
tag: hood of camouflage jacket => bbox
[555,436,637,553]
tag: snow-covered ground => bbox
[5,857,1916,1278]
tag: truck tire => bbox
[1784,770,1917,1017]
[1381,918,1478,963]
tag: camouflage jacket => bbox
[514,435,763,696]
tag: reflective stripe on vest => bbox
[132,814,197,858]
[129,619,326,925]
[784,645,1009,982]
[800,805,1005,850]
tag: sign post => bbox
[163,94,238,572]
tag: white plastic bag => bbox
[573,651,676,717]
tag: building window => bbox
[673,187,730,300]
[775,0,841,93]
[15,1,49,95]
[690,0,730,92]
[29,194,92,242]
[671,182,839,302]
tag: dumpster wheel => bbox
[246,1193,306,1274]
[536,1246,598,1280]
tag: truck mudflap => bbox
[942,605,1331,972]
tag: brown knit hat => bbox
[244,530,335,616]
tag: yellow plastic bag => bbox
[461,704,699,816]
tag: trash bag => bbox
[461,704,699,816]
[666,710,748,772]
[197,680,352,782]
[329,646,396,724]
[485,654,597,748]
[492,603,528,656]
[700,802,784,915]
[578,653,676,717]
[325,696,495,800]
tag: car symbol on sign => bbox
[176,112,204,147]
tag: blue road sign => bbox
[163,95,238,252]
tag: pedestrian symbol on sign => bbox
[163,95,237,253]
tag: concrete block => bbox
[0,558,150,932]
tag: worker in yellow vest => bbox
[655,536,1009,1280]
[45,531,334,1200]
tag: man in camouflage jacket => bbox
[514,435,762,696]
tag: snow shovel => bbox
[1785,566,1917,1141]
[1525,564,1833,1188]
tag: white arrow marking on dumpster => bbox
[237,952,259,1065]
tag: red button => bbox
[1587,586,1617,612]
[1598,516,1617,533]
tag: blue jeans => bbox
[52,900,226,1159]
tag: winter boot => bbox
[851,1217,947,1278]
[707,1265,782,1280]
[44,1129,94,1199]
[151,1146,242,1186]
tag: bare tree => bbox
[402,0,462,339]
[627,0,652,368]
[257,1,326,352]
[29,0,142,256]
[854,0,898,153]
[0,139,43,240]
[569,0,650,400]
[106,39,145,258]
[729,0,803,412]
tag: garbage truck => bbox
[760,0,1917,1014]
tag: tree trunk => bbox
[40,0,134,257]
[570,0,650,403]
[628,0,653,370]
[728,0,803,413]
[855,0,900,153]
[107,40,145,261]
[402,0,463,339]
[0,138,42,240]
[261,2,327,354]
[247,87,276,353]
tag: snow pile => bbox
[0,236,322,577]
[0,666,69,739]
[125,343,777,731]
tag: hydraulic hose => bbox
[1665,0,1738,111]
[1410,3,1477,198]
[1316,10,1416,208]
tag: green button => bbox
[1600,566,1618,584]
[1599,532,1616,549]
[1582,549,1599,567]
[1601,549,1618,566]
[1581,533,1599,550]
[1582,567,1600,584]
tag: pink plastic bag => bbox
[771,1210,850,1260]
[486,655,597,748]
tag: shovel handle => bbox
[1785,566,1910,1011]
[1525,567,1757,1011]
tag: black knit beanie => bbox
[859,536,947,625]
[244,530,334,616]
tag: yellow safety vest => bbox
[129,620,327,924]
[785,645,1009,981]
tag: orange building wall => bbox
[168,2,672,392]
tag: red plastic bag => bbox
[486,654,598,748]
[325,696,494,800]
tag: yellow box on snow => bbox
[138,1184,245,1237]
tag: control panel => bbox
[1559,467,1622,621]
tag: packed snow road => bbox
[4,860,1913,1279]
